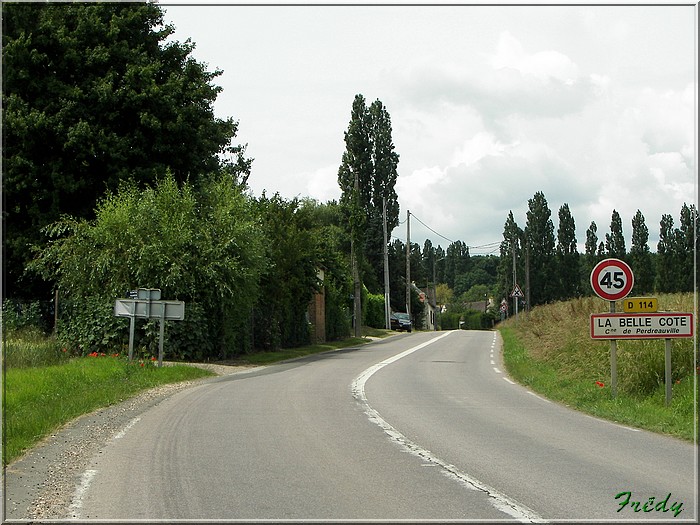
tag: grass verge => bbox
[216,328,395,366]
[498,294,696,442]
[3,355,213,466]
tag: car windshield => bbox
[395,313,410,320]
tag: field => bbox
[498,293,697,441]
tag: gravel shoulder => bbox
[2,362,259,521]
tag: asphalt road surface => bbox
[71,330,696,521]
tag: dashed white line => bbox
[352,333,543,523]
[502,377,516,385]
[493,367,502,374]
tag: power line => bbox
[409,212,501,251]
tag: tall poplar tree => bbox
[525,191,556,306]
[556,203,580,299]
[337,94,400,294]
[605,209,626,259]
[655,213,676,292]
[497,211,523,306]
[629,210,654,294]
[676,203,697,293]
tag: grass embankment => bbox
[3,326,393,465]
[498,293,697,441]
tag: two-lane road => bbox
[72,331,696,521]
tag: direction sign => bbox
[114,299,185,320]
[590,258,634,301]
[623,297,658,313]
[590,312,693,339]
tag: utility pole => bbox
[512,234,518,322]
[406,209,411,318]
[351,170,362,338]
[383,197,391,329]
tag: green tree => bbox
[2,2,249,299]
[497,211,523,305]
[655,213,676,293]
[525,192,556,306]
[337,94,400,294]
[629,210,654,294]
[555,203,580,299]
[583,221,600,294]
[252,195,335,350]
[605,209,626,259]
[676,203,697,293]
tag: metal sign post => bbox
[590,259,634,399]
[114,289,185,367]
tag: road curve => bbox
[69,330,695,521]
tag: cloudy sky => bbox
[161,1,696,255]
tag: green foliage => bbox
[29,173,265,358]
[2,2,249,299]
[364,291,386,329]
[605,209,626,259]
[630,210,654,294]
[2,299,52,333]
[2,328,68,368]
[337,94,400,295]
[525,191,556,307]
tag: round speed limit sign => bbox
[590,258,634,301]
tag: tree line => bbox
[495,192,697,310]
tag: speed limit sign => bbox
[590,258,634,301]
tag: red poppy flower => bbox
[595,381,605,388]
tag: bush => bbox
[364,291,386,329]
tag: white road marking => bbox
[490,359,496,365]
[493,367,502,374]
[112,416,140,440]
[69,416,141,518]
[527,391,551,403]
[584,414,641,432]
[503,377,516,385]
[68,469,97,519]
[352,332,545,523]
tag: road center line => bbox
[351,332,545,523]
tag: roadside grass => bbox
[498,293,696,442]
[3,351,213,466]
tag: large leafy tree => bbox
[2,2,248,299]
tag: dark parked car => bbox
[390,312,412,332]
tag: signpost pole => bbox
[664,338,672,406]
[609,300,617,398]
[128,313,136,362]
[158,305,165,368]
